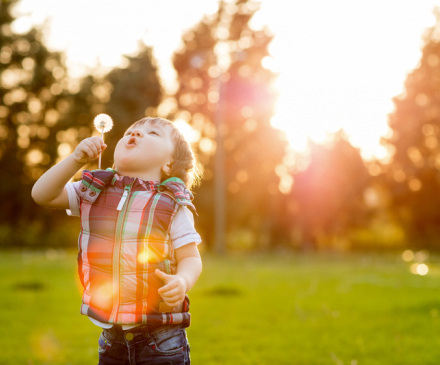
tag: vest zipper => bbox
[109,178,135,323]
[116,185,131,210]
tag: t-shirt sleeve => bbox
[65,180,82,217]
[170,206,202,250]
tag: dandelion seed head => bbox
[94,114,113,133]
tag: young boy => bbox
[32,117,203,364]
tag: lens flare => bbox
[402,250,414,262]
[93,281,114,310]
[137,251,150,264]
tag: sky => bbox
[11,0,440,162]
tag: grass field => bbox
[1,248,440,364]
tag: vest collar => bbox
[91,168,198,216]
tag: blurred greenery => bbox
[380,7,440,250]
[2,248,440,364]
[290,132,372,251]
[0,0,162,248]
[5,0,440,363]
[0,0,74,238]
[171,0,290,249]
[4,0,440,251]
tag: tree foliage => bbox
[171,0,290,249]
[291,131,371,250]
[100,42,162,169]
[0,1,162,247]
[0,0,75,242]
[382,6,440,249]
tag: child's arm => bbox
[156,242,202,308]
[31,136,106,209]
[175,242,202,293]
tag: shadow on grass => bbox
[201,284,245,296]
[12,281,45,291]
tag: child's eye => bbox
[124,130,158,136]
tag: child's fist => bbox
[72,136,107,165]
[156,269,187,309]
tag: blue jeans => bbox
[97,323,191,365]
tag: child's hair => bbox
[112,117,203,191]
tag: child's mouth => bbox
[126,137,137,147]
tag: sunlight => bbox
[94,281,114,309]
[15,0,440,162]
[137,250,150,264]
[410,263,429,275]
[402,249,415,262]
[252,0,439,162]
[173,119,202,144]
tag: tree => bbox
[171,0,290,250]
[0,0,77,245]
[99,41,162,169]
[290,130,371,250]
[381,6,440,249]
[52,41,162,175]
[0,1,162,247]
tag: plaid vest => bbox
[76,168,198,328]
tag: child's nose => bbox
[131,130,143,137]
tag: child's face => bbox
[114,121,175,178]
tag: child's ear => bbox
[162,160,173,176]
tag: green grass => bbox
[1,248,440,364]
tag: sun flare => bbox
[15,0,440,163]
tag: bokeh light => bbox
[402,249,414,262]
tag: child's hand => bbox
[72,136,107,165]
[156,269,188,309]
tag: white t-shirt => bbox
[65,181,202,330]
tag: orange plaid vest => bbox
[76,168,197,328]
